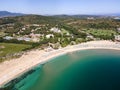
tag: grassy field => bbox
[0,43,31,58]
[86,29,118,36]
[84,29,118,40]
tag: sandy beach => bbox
[0,40,120,87]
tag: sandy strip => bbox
[0,40,120,87]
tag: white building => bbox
[50,27,61,33]
[46,34,54,39]
[32,24,40,27]
[87,17,95,20]
[17,37,24,41]
[24,38,31,41]
[22,27,26,30]
[3,36,13,40]
[17,37,31,42]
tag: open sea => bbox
[1,49,120,90]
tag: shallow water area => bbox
[1,49,120,90]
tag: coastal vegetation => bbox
[84,29,117,40]
[0,15,120,62]
[0,43,31,62]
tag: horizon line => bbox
[0,10,120,16]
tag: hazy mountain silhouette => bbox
[0,11,24,17]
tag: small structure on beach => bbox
[48,42,61,49]
[115,35,120,41]
[44,46,54,52]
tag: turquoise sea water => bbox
[1,49,120,90]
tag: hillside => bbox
[0,11,24,17]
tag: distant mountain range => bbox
[0,11,24,17]
[0,11,120,18]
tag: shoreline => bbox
[0,40,120,87]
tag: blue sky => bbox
[0,0,120,15]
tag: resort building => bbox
[17,37,31,42]
[46,34,54,39]
[50,27,61,33]
[3,36,13,40]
